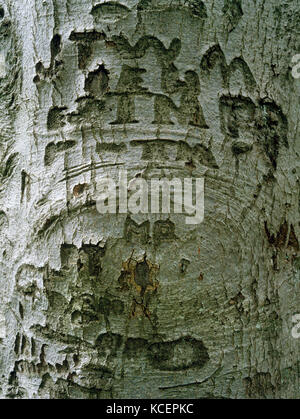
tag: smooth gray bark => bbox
[0,0,299,399]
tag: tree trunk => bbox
[0,0,299,399]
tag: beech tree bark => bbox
[0,0,299,399]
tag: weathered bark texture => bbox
[0,0,299,399]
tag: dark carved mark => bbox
[123,336,209,372]
[95,333,122,358]
[44,243,106,327]
[99,297,124,316]
[21,335,27,354]
[153,72,208,127]
[220,95,288,168]
[222,0,243,32]
[184,0,207,18]
[78,244,105,277]
[34,35,63,84]
[124,337,148,359]
[19,302,24,319]
[180,258,190,274]
[61,33,211,128]
[124,217,150,244]
[69,30,106,42]
[73,183,87,198]
[265,221,299,251]
[69,31,106,70]
[50,34,62,62]
[31,338,36,357]
[200,45,228,85]
[228,58,256,91]
[153,95,176,125]
[44,140,76,166]
[130,139,218,168]
[68,97,105,124]
[55,359,70,374]
[111,35,181,61]
[288,225,299,251]
[131,139,171,161]
[77,43,92,70]
[192,144,219,168]
[178,141,197,162]
[136,0,152,11]
[91,2,130,22]
[21,170,30,203]
[14,333,20,355]
[153,220,176,245]
[201,46,255,92]
[178,71,208,127]
[265,221,287,247]
[1,153,18,179]
[35,62,43,74]
[134,257,151,297]
[38,215,59,236]
[231,141,253,155]
[219,95,256,138]
[71,294,97,325]
[256,99,288,169]
[118,270,129,291]
[148,337,209,371]
[8,368,17,386]
[81,294,99,323]
[110,65,147,124]
[98,297,111,317]
[39,344,47,366]
[96,142,126,155]
[47,106,67,130]
[85,64,109,98]
[110,299,124,315]
[110,36,207,127]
